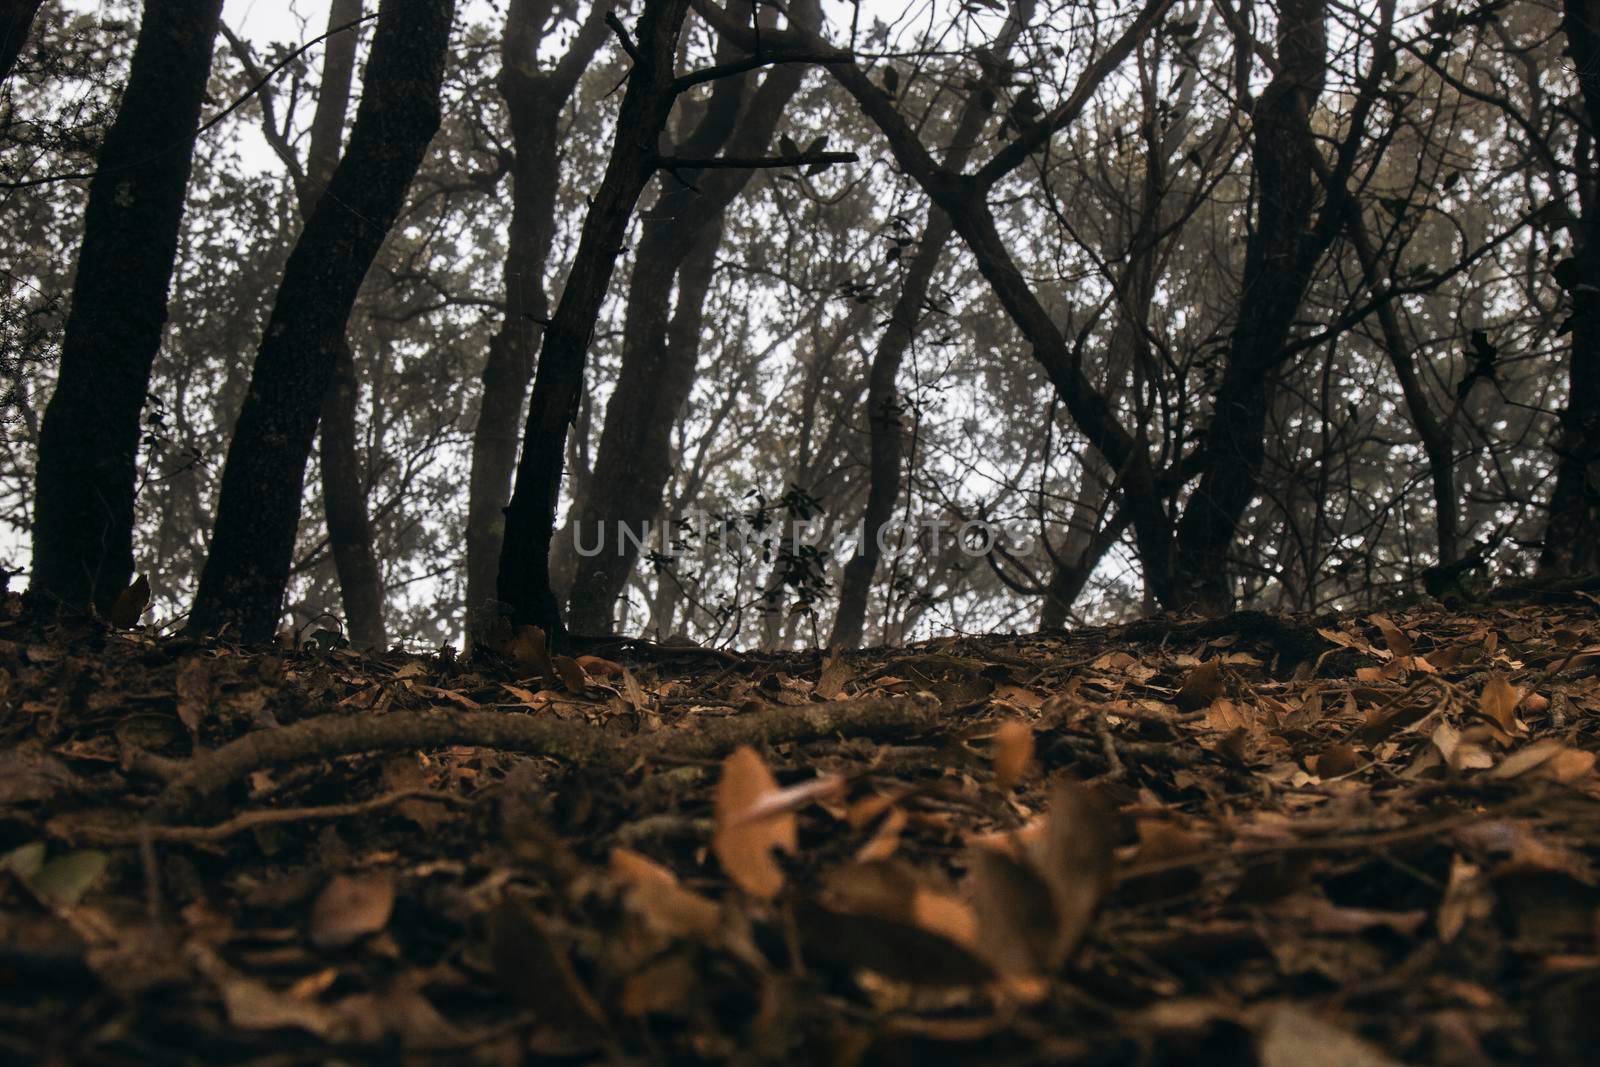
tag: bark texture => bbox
[464,0,609,642]
[189,0,454,642]
[564,4,813,636]
[1545,0,1600,576]
[305,0,388,650]
[30,0,225,613]
[1169,0,1328,612]
[496,0,691,637]
[0,0,42,85]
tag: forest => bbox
[3,0,1595,651]
[4,0,1600,1064]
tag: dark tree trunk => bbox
[830,211,952,649]
[189,0,454,642]
[1038,508,1129,629]
[1169,0,1327,612]
[0,0,42,84]
[464,0,609,643]
[1545,0,1600,576]
[497,0,691,638]
[830,44,1002,650]
[30,0,225,614]
[564,10,811,636]
[318,338,387,648]
[300,0,388,650]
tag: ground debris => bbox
[1,597,1599,1063]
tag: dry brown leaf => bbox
[1257,1003,1406,1067]
[1174,659,1224,712]
[1368,614,1412,656]
[991,720,1034,790]
[1476,673,1525,735]
[309,872,394,949]
[551,654,590,692]
[855,806,908,862]
[1029,780,1114,963]
[609,848,721,940]
[803,861,991,986]
[1438,856,1493,943]
[973,779,1114,976]
[486,895,607,1029]
[1205,698,1251,732]
[505,624,554,681]
[174,655,212,734]
[109,574,151,629]
[724,773,847,827]
[621,955,698,1017]
[574,654,623,679]
[712,745,797,899]
[1431,722,1494,773]
[501,683,553,708]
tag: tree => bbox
[224,0,388,649]
[0,1,42,85]
[463,0,610,643]
[497,0,696,637]
[1544,0,1600,575]
[189,0,455,642]
[30,0,226,614]
[564,0,819,636]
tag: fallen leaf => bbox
[991,720,1034,790]
[1175,659,1224,712]
[27,848,108,905]
[486,895,608,1028]
[109,574,150,629]
[574,654,623,678]
[609,848,721,940]
[552,655,590,692]
[1476,673,1525,735]
[1257,1003,1406,1067]
[310,873,394,948]
[174,656,212,734]
[1368,614,1412,656]
[712,746,797,899]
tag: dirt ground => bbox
[3,592,1599,1065]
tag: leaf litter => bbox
[1,594,1600,1062]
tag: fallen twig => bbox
[150,697,941,821]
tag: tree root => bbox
[151,696,941,822]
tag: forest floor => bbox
[2,594,1600,1064]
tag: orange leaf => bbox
[609,848,722,939]
[1476,673,1525,734]
[712,746,797,899]
[1174,659,1224,712]
[575,655,624,679]
[1368,614,1412,656]
[991,721,1034,790]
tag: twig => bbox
[605,11,640,62]
[653,152,859,170]
[150,697,941,820]
[53,789,473,846]
[1093,713,1127,781]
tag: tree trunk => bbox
[564,8,811,635]
[0,0,42,85]
[830,211,951,649]
[1544,0,1600,576]
[30,0,225,614]
[1169,0,1327,612]
[189,0,454,642]
[496,0,691,638]
[463,0,609,644]
[298,0,389,650]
